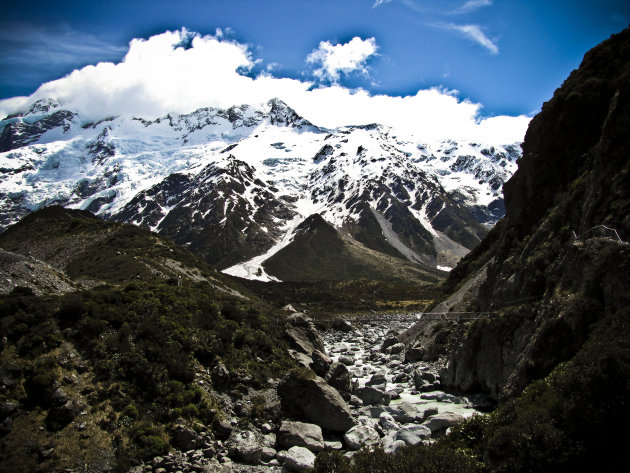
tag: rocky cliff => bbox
[440,26,630,400]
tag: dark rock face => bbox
[442,27,630,401]
[0,110,76,152]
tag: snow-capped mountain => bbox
[0,98,521,282]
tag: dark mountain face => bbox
[440,26,630,401]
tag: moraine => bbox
[321,313,489,419]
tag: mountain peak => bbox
[265,97,314,128]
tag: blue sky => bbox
[0,0,628,138]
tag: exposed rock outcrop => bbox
[441,26,630,401]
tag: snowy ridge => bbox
[0,98,521,281]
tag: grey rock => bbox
[349,395,363,407]
[387,343,405,354]
[404,343,426,362]
[286,314,326,356]
[283,446,316,472]
[343,425,380,451]
[326,362,352,399]
[423,412,465,433]
[172,424,201,451]
[355,386,390,406]
[277,421,324,452]
[378,412,400,432]
[324,441,343,451]
[383,437,406,454]
[227,430,262,464]
[278,373,356,432]
[339,355,354,366]
[213,419,233,440]
[396,424,432,445]
[261,446,277,462]
[310,350,332,377]
[366,371,387,390]
[211,362,230,389]
[381,336,399,352]
[51,387,70,406]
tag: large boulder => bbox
[396,424,432,445]
[171,424,202,451]
[381,335,399,353]
[423,412,465,433]
[355,386,390,406]
[286,313,326,356]
[343,425,380,451]
[283,446,316,472]
[277,421,324,452]
[310,350,332,377]
[325,362,352,399]
[278,370,356,432]
[227,430,262,464]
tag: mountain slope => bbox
[0,97,521,282]
[261,213,445,283]
[0,206,245,298]
[435,26,630,401]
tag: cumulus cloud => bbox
[306,37,378,83]
[0,29,527,143]
[445,23,499,54]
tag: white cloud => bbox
[0,29,527,143]
[445,23,499,54]
[455,0,493,14]
[373,0,393,7]
[306,37,378,83]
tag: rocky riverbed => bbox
[130,312,489,473]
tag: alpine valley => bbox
[0,97,520,283]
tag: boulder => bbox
[324,441,343,451]
[343,425,380,451]
[310,350,332,377]
[396,424,432,445]
[387,343,405,355]
[381,335,399,352]
[213,418,233,440]
[278,371,356,432]
[405,343,426,362]
[286,314,326,356]
[423,412,465,433]
[283,446,316,472]
[261,447,277,462]
[366,371,387,390]
[339,355,354,366]
[355,386,390,406]
[332,318,354,332]
[211,362,230,389]
[382,437,406,454]
[326,362,352,399]
[368,402,425,423]
[172,424,201,451]
[277,421,324,452]
[227,430,262,464]
[378,412,400,432]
